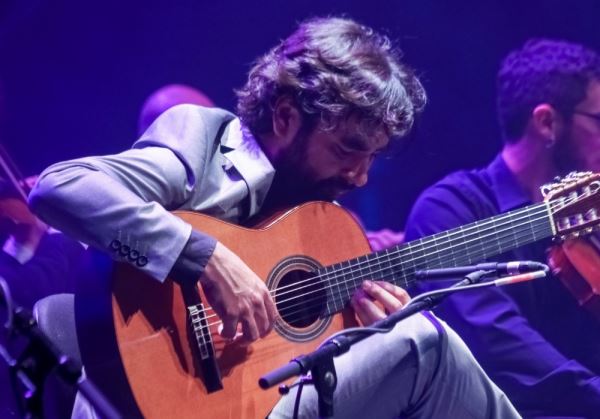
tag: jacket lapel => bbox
[220,120,274,217]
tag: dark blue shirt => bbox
[404,154,600,418]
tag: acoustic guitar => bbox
[75,172,600,418]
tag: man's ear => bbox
[272,96,302,145]
[531,104,564,147]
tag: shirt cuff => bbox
[169,230,217,284]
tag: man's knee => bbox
[406,312,446,362]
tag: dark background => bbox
[1,0,599,230]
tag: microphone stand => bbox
[0,276,121,419]
[260,270,491,419]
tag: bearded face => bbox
[267,116,388,208]
[554,80,600,174]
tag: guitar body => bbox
[76,202,368,418]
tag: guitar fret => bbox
[375,251,384,279]
[404,240,422,271]
[341,260,352,306]
[323,266,334,315]
[393,247,412,287]
[436,234,454,263]
[381,249,394,282]
[490,216,502,256]
[458,225,471,265]
[510,211,520,249]
[362,254,372,282]
[431,232,443,267]
[439,230,452,267]
[476,221,488,260]
[527,209,537,242]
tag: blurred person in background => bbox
[405,38,600,417]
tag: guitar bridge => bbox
[188,304,212,360]
[181,285,223,393]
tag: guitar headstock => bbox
[542,172,600,240]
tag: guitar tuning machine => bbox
[543,171,595,197]
[541,182,563,198]
[565,171,587,180]
[567,171,595,183]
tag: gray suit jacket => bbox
[29,105,275,282]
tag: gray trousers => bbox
[269,312,519,419]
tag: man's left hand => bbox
[350,280,410,326]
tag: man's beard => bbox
[265,130,355,209]
[553,131,584,175]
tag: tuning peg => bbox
[541,182,561,197]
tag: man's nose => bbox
[343,161,369,188]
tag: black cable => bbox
[292,377,306,419]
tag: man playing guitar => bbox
[29,17,518,418]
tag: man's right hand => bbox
[201,241,277,345]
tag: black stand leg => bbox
[311,356,337,418]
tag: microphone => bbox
[259,267,548,395]
[414,261,547,280]
[406,268,548,310]
[492,270,547,286]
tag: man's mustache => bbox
[316,178,356,196]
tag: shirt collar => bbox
[221,118,275,216]
[488,153,530,212]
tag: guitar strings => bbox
[267,191,592,299]
[190,199,560,324]
[279,224,554,320]
[190,192,593,330]
[276,202,546,296]
[271,201,551,297]
[192,222,553,331]
[194,193,578,313]
[273,210,552,303]
[191,216,554,331]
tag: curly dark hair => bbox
[497,38,600,142]
[236,17,426,140]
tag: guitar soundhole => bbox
[275,269,326,328]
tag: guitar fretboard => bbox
[319,201,554,315]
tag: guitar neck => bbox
[320,201,555,315]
